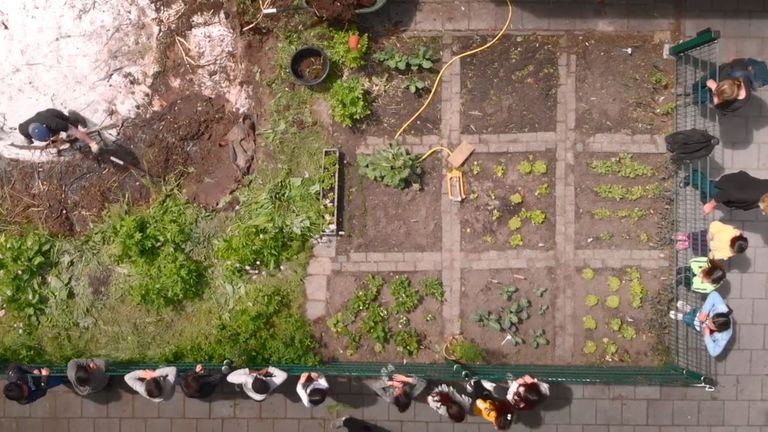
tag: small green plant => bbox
[591,208,648,222]
[581,268,596,280]
[509,234,524,248]
[534,287,548,298]
[583,340,597,354]
[329,77,370,127]
[482,234,495,244]
[403,77,427,94]
[605,295,620,309]
[500,285,519,301]
[372,46,436,71]
[629,278,647,309]
[593,184,664,201]
[650,70,671,88]
[491,208,502,221]
[607,317,622,332]
[408,47,436,71]
[620,324,637,340]
[397,315,410,329]
[507,217,523,231]
[488,190,497,200]
[361,304,390,345]
[599,231,614,241]
[358,142,423,189]
[535,183,550,197]
[424,313,436,322]
[393,329,422,356]
[585,295,599,307]
[390,276,423,314]
[520,209,546,225]
[509,193,524,205]
[517,159,532,175]
[532,160,548,175]
[469,191,479,200]
[583,315,597,330]
[421,278,445,303]
[638,232,651,244]
[530,329,549,348]
[602,338,619,355]
[607,276,622,292]
[538,304,549,316]
[589,154,655,178]
[470,161,482,175]
[327,28,369,69]
[659,101,676,115]
[494,163,506,177]
[450,339,486,364]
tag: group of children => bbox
[4,360,548,430]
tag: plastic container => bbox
[290,46,330,86]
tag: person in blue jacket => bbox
[670,291,733,357]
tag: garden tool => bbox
[418,142,475,202]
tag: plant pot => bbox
[290,46,330,86]
[442,335,463,361]
[302,0,387,14]
[321,148,341,236]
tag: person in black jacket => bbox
[17,108,100,152]
[688,169,768,215]
[3,364,63,405]
[181,363,230,399]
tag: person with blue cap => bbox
[17,108,100,153]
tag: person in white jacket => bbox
[296,371,328,407]
[427,383,472,422]
[124,367,177,402]
[226,367,287,402]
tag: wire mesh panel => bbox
[669,29,720,384]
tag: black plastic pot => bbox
[290,46,330,86]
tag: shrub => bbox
[329,77,370,127]
[421,278,445,303]
[327,28,368,69]
[358,142,423,189]
[390,276,423,314]
[450,339,486,364]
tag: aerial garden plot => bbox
[0,1,677,375]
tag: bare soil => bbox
[460,269,558,364]
[460,152,557,252]
[458,35,560,134]
[298,56,326,81]
[336,157,442,254]
[574,153,673,250]
[570,32,674,136]
[310,0,357,21]
[361,36,442,137]
[571,267,665,366]
[316,271,445,363]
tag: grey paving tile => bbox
[595,400,622,425]
[273,419,299,432]
[673,400,699,425]
[283,397,312,419]
[621,400,647,425]
[185,397,210,418]
[68,419,94,432]
[41,418,66,432]
[54,392,81,418]
[94,419,120,432]
[634,427,660,432]
[258,396,286,419]
[158,395,184,418]
[221,419,248,432]
[729,299,755,324]
[134,394,160,418]
[107,392,133,418]
[752,300,768,324]
[80,393,108,418]
[171,419,197,432]
[146,419,171,432]
[748,401,768,425]
[211,399,235,419]
[450,423,477,432]
[197,419,223,432]
[725,350,753,375]
[29,395,56,418]
[0,419,17,432]
[583,385,610,398]
[362,396,389,421]
[648,400,674,425]
[234,399,261,419]
[411,401,440,422]
[557,427,583,432]
[610,385,635,400]
[568,399,595,424]
[634,386,661,399]
[737,325,765,349]
[16,419,42,432]
[738,375,764,400]
[723,400,749,425]
[699,400,725,426]
[247,419,273,432]
[298,419,325,432]
[401,422,428,432]
[122,418,147,432]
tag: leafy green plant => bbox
[329,77,370,127]
[607,276,622,292]
[327,28,369,69]
[494,163,506,177]
[583,315,597,330]
[650,70,671,88]
[491,208,502,221]
[403,77,427,94]
[397,315,410,328]
[500,285,519,301]
[509,234,524,248]
[535,183,550,197]
[421,278,445,303]
[629,279,647,309]
[470,161,482,175]
[507,217,523,231]
[390,276,422,314]
[517,160,532,175]
[593,184,664,201]
[538,304,549,315]
[607,317,622,332]
[591,208,648,222]
[393,329,421,356]
[358,142,423,189]
[581,268,596,280]
[585,295,599,307]
[605,295,620,309]
[532,160,548,175]
[599,231,614,241]
[509,193,524,205]
[534,287,548,298]
[361,304,390,345]
[469,191,479,200]
[589,154,655,178]
[659,101,676,115]
[530,329,549,348]
[408,47,436,71]
[450,339,486,364]
[372,47,409,70]
[424,313,436,322]
[482,234,494,244]
[520,209,546,225]
[602,338,619,355]
[583,340,597,354]
[620,324,637,340]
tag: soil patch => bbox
[299,56,326,81]
[571,32,674,136]
[460,269,558,364]
[361,36,442,137]
[458,35,559,134]
[316,271,444,363]
[336,157,442,254]
[574,153,673,250]
[571,267,664,366]
[460,152,556,252]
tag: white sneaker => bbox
[676,300,693,313]
[669,310,683,320]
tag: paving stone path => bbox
[4,1,768,431]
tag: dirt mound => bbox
[309,0,374,21]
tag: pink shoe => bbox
[675,232,688,241]
[675,240,690,251]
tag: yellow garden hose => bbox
[417,146,453,162]
[394,0,515,140]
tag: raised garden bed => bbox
[572,266,666,366]
[336,157,442,254]
[460,269,558,364]
[575,153,673,250]
[321,149,341,236]
[361,36,443,137]
[572,32,674,136]
[458,34,559,134]
[460,152,557,252]
[318,271,445,363]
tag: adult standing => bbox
[687,169,768,215]
[67,358,109,396]
[3,364,63,404]
[226,366,287,402]
[365,371,427,413]
[124,367,177,402]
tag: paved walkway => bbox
[3,1,768,431]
